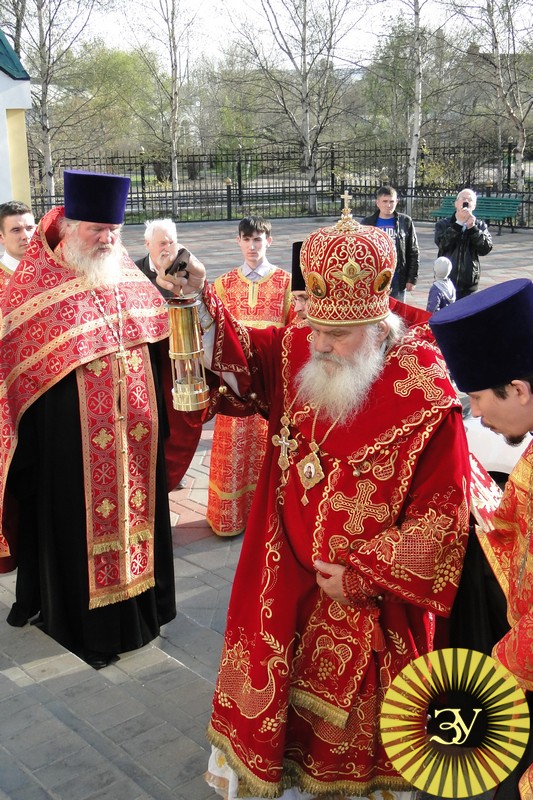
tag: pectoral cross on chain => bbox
[116,348,129,374]
[272,425,297,471]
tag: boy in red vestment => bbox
[207,216,293,536]
[431,279,533,800]
[160,204,471,799]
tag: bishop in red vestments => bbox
[161,205,471,799]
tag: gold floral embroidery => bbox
[355,527,401,565]
[225,640,250,674]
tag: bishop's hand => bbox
[314,560,349,605]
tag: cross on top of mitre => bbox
[335,190,361,232]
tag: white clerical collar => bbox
[240,260,273,279]
[0,252,20,272]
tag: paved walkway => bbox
[0,218,532,800]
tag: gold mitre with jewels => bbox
[301,202,397,325]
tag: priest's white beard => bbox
[296,326,385,424]
[63,233,124,286]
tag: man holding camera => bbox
[434,188,493,300]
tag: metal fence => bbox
[29,141,533,228]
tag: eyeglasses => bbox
[291,294,309,305]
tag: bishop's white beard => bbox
[296,327,385,424]
[63,233,124,287]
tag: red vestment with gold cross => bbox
[202,285,470,797]
[480,443,533,693]
[207,266,293,535]
[470,444,533,799]
[0,207,196,655]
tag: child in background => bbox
[427,256,456,313]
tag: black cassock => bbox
[6,344,176,661]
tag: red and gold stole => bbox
[0,207,169,607]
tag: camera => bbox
[164,247,191,278]
[462,201,469,208]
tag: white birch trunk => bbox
[406,0,421,217]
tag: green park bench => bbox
[430,195,522,235]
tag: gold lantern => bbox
[167,295,210,411]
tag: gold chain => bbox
[309,405,343,452]
[279,378,343,455]
[272,377,345,504]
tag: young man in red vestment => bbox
[160,204,471,799]
[0,200,36,296]
[0,170,199,669]
[430,280,533,800]
[207,216,293,537]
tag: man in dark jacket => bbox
[434,188,493,300]
[362,185,419,302]
[135,217,188,489]
[135,218,177,300]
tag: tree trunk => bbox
[170,74,179,218]
[484,0,528,196]
[513,128,525,194]
[406,0,421,217]
[37,0,55,200]
[306,155,317,215]
[300,0,316,214]
[13,0,27,56]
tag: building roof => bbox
[0,29,29,80]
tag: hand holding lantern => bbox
[163,248,210,411]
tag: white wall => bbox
[0,71,31,203]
